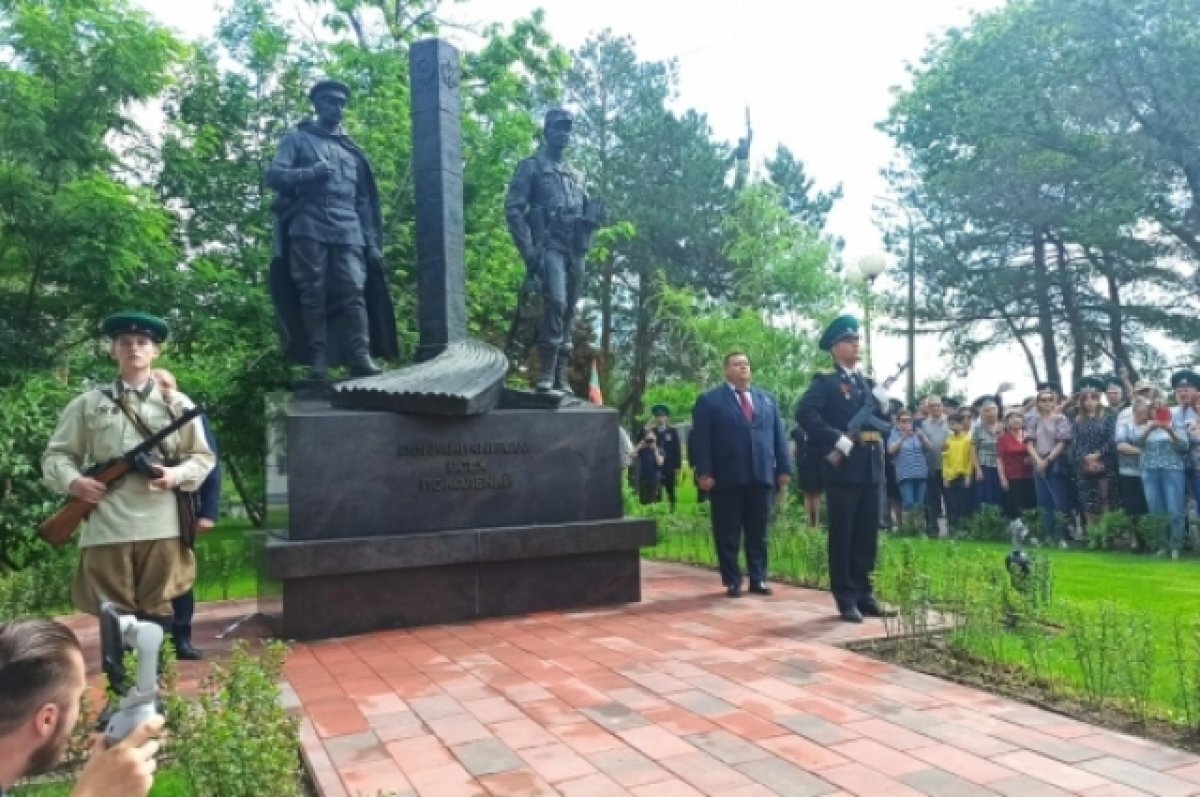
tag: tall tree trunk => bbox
[599,259,615,398]
[224,457,265,527]
[1031,226,1061,387]
[1097,251,1137,382]
[995,300,1042,384]
[620,266,654,418]
[1053,237,1086,390]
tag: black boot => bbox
[347,306,382,377]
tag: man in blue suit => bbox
[691,351,792,597]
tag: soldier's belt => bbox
[856,432,883,444]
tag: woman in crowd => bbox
[1071,379,1115,527]
[997,410,1036,519]
[887,409,930,530]
[1026,385,1073,546]
[1138,395,1189,557]
[1115,398,1151,549]
[971,399,1004,512]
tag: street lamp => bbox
[855,254,886,377]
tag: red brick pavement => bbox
[284,562,1200,797]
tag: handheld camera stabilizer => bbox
[98,601,163,746]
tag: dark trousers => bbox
[709,484,773,586]
[171,588,194,647]
[827,482,880,605]
[537,248,583,357]
[925,469,944,533]
[945,477,971,531]
[662,469,678,508]
[1004,478,1036,519]
[289,237,367,314]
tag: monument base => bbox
[265,518,655,641]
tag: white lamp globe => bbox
[858,254,886,279]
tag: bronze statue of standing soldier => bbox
[267,79,398,382]
[505,109,604,396]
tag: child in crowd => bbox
[943,412,975,534]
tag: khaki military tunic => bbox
[42,381,214,546]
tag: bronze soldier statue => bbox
[267,79,398,381]
[504,109,604,395]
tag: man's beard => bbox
[24,713,71,778]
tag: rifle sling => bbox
[104,388,177,462]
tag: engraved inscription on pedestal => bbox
[285,403,622,540]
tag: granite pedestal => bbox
[263,402,656,640]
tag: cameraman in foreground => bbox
[0,620,162,797]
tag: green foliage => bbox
[0,0,184,384]
[0,375,75,566]
[165,641,301,797]
[883,0,1200,386]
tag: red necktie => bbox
[736,389,755,422]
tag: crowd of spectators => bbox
[791,369,1200,557]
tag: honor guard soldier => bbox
[796,315,893,622]
[650,405,683,512]
[42,312,215,632]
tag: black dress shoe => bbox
[175,642,204,661]
[858,597,895,618]
[725,584,742,598]
[748,582,773,596]
[838,605,864,623]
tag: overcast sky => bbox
[136,0,1047,399]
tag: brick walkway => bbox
[284,561,1200,797]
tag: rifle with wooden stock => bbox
[39,406,203,548]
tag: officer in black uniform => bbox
[650,405,683,512]
[796,315,892,623]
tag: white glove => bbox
[872,385,891,414]
[835,435,854,456]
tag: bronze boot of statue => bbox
[347,305,382,377]
[535,347,557,393]
[302,308,329,381]
[552,350,571,394]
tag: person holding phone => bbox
[1139,392,1189,557]
[634,429,665,506]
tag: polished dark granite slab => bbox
[285,404,622,540]
[265,518,655,579]
[266,519,653,640]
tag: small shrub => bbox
[961,505,1007,542]
[1087,510,1134,551]
[1138,514,1170,554]
[1063,602,1122,708]
[166,641,302,797]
